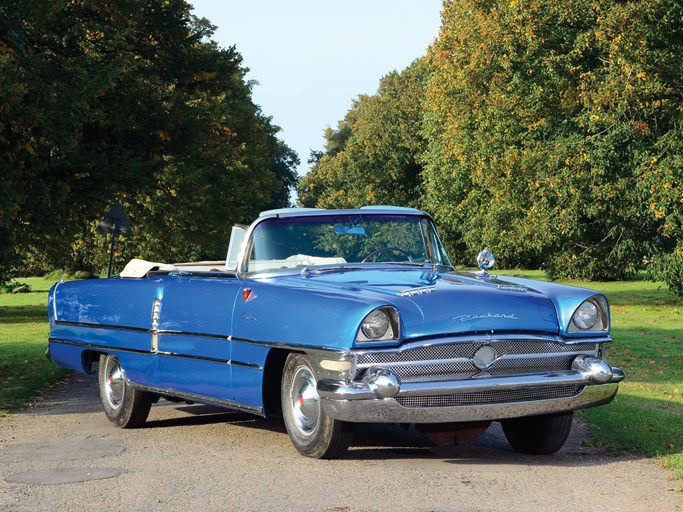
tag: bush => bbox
[647,251,683,297]
[42,269,98,281]
[1,281,32,294]
[543,238,641,282]
[73,270,97,280]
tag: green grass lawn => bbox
[0,277,70,416]
[1,273,681,480]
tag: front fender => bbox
[231,281,420,350]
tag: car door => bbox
[154,274,243,402]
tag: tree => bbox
[0,0,297,280]
[422,0,682,279]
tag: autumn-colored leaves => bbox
[300,0,682,290]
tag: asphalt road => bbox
[0,373,679,512]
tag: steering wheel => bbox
[361,246,413,263]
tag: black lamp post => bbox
[96,202,132,278]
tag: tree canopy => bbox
[0,0,298,280]
[422,0,682,280]
[299,0,682,288]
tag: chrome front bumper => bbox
[317,357,625,424]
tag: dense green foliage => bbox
[648,251,683,297]
[0,0,297,281]
[299,0,683,288]
[299,59,428,209]
[423,0,682,281]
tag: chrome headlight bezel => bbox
[356,307,401,344]
[568,296,609,333]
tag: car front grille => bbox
[355,338,600,383]
[394,385,584,408]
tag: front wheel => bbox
[281,353,352,458]
[98,353,153,428]
[501,411,573,455]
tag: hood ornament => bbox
[476,248,495,279]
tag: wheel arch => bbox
[262,348,303,418]
[83,349,106,374]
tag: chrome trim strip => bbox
[153,351,262,369]
[354,350,599,370]
[49,338,150,357]
[54,321,343,352]
[52,281,61,321]
[484,351,597,361]
[130,383,264,416]
[47,338,261,369]
[230,336,345,355]
[353,334,612,357]
[156,330,230,341]
[232,360,262,370]
[54,320,149,333]
[54,320,233,341]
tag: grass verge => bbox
[0,277,70,416]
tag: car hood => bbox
[275,267,560,338]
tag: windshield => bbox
[245,214,451,273]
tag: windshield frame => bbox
[238,211,451,275]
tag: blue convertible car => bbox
[47,206,624,458]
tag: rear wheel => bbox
[501,411,573,455]
[98,353,153,428]
[281,353,352,459]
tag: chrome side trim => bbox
[157,330,230,341]
[53,322,344,354]
[151,297,161,353]
[230,336,345,355]
[154,351,262,370]
[47,338,261,369]
[49,337,150,357]
[54,320,232,341]
[52,280,61,321]
[54,320,149,333]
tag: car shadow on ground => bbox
[144,402,289,435]
[143,401,626,470]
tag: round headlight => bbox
[361,310,390,339]
[573,300,599,330]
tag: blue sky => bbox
[189,1,443,177]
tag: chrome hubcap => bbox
[103,357,125,410]
[290,366,320,436]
